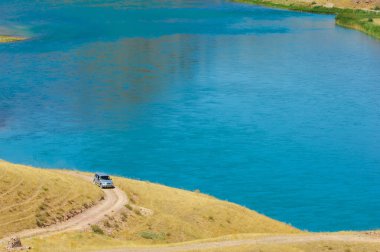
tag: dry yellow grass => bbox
[16,172,299,251]
[21,233,265,252]
[22,232,133,252]
[110,177,300,244]
[0,160,103,238]
[21,232,380,252]
[0,35,26,43]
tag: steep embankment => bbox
[0,161,103,238]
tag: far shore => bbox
[236,0,380,40]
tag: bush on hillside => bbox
[139,231,166,240]
[91,225,104,235]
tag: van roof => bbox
[95,172,110,177]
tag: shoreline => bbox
[1,160,378,233]
[235,0,380,40]
[1,160,379,251]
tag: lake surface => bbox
[1,0,380,232]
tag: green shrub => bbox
[125,204,133,210]
[91,225,104,235]
[139,231,166,240]
[368,17,373,22]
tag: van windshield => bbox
[100,176,111,180]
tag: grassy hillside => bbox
[0,161,103,238]
[0,35,26,43]
[0,162,377,252]
[20,173,300,251]
[110,177,300,244]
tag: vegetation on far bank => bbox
[336,12,380,39]
[235,0,380,39]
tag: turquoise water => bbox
[1,0,380,232]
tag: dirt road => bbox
[96,233,380,252]
[0,171,128,244]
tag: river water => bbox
[1,0,380,231]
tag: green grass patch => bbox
[139,231,166,240]
[91,225,105,235]
[336,12,380,39]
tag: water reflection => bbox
[37,34,200,129]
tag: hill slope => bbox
[0,160,299,251]
[110,176,300,243]
[0,161,378,252]
[0,160,103,238]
